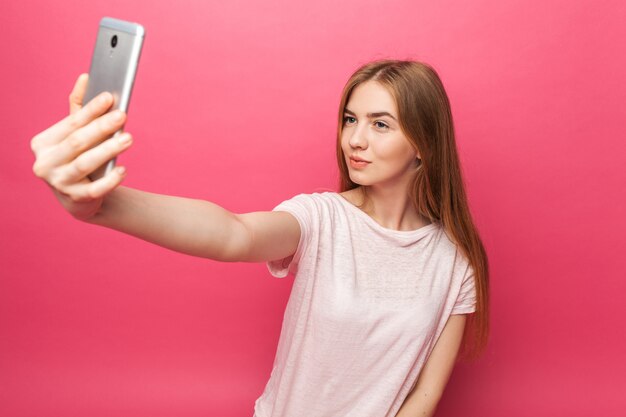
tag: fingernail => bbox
[118,133,132,145]
[111,110,125,121]
[116,166,126,175]
[99,92,111,103]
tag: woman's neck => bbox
[350,185,432,231]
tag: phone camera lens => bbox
[111,35,118,48]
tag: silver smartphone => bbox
[83,17,145,181]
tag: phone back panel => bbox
[84,17,144,180]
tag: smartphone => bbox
[83,17,145,181]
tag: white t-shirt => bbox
[253,192,477,417]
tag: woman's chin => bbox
[348,173,367,186]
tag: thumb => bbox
[69,73,89,114]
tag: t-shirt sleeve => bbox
[266,193,317,278]
[451,264,477,315]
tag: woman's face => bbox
[341,81,420,188]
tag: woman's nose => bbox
[349,126,368,149]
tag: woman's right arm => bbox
[31,74,300,263]
[86,186,301,262]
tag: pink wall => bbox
[1,0,625,416]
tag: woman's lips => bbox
[349,157,370,168]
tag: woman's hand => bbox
[31,74,134,221]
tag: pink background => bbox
[1,0,625,416]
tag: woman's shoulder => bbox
[274,190,343,213]
[283,189,347,204]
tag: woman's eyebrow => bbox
[344,108,397,121]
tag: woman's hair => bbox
[336,60,490,361]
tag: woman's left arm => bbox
[395,314,468,417]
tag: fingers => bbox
[63,165,128,203]
[68,132,133,183]
[48,131,133,188]
[32,108,127,180]
[69,73,89,114]
[32,91,120,156]
[51,109,127,168]
[31,74,131,207]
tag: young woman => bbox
[31,60,490,417]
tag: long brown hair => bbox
[336,60,490,361]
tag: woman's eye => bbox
[374,121,389,129]
[344,116,357,125]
